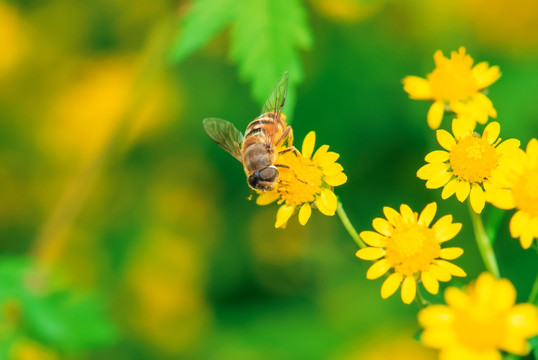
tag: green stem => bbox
[468,203,500,278]
[415,287,429,308]
[528,274,538,304]
[336,201,366,249]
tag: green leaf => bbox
[170,0,236,62]
[530,335,538,359]
[0,256,116,353]
[230,0,312,116]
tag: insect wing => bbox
[203,118,244,162]
[262,71,289,115]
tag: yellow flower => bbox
[417,119,521,214]
[403,47,501,129]
[486,138,538,249]
[256,131,347,228]
[356,202,466,305]
[419,272,538,360]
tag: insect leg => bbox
[275,126,293,148]
[275,163,307,184]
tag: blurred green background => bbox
[1,0,537,358]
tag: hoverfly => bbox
[203,72,295,192]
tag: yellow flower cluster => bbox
[419,273,538,360]
[256,131,347,228]
[405,47,537,249]
[403,47,500,129]
[356,202,465,304]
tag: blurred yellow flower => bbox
[403,47,500,129]
[310,0,383,24]
[10,339,58,360]
[356,202,466,305]
[419,272,538,360]
[256,131,347,228]
[0,3,27,78]
[486,138,538,249]
[417,119,521,214]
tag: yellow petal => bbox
[317,151,340,167]
[401,276,417,304]
[436,260,466,277]
[496,139,521,156]
[455,180,470,202]
[317,188,337,216]
[429,264,452,282]
[322,163,344,177]
[324,172,347,187]
[301,131,316,159]
[356,247,386,261]
[399,204,415,224]
[474,92,497,118]
[359,231,387,247]
[427,100,445,129]
[312,144,329,163]
[436,129,456,151]
[441,178,459,199]
[417,163,450,180]
[435,222,462,243]
[366,259,391,279]
[298,203,312,226]
[483,121,500,145]
[425,150,449,163]
[383,206,401,226]
[418,304,452,327]
[421,271,439,294]
[452,117,474,140]
[520,231,535,250]
[509,210,528,238]
[485,188,515,209]
[275,204,295,228]
[402,76,432,99]
[256,192,280,205]
[472,62,501,89]
[381,273,403,299]
[445,287,469,309]
[372,217,392,236]
[418,202,437,227]
[426,170,453,189]
[439,247,464,260]
[492,278,517,310]
[470,183,486,214]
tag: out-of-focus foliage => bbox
[0,0,537,358]
[172,0,312,115]
[0,258,115,358]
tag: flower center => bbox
[449,135,499,183]
[428,54,478,102]
[453,305,506,351]
[275,152,323,207]
[512,168,538,217]
[384,224,440,277]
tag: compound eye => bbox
[258,166,278,182]
[248,174,259,188]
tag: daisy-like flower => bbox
[419,272,538,360]
[256,131,347,228]
[417,119,521,214]
[403,47,501,129]
[486,138,538,249]
[356,202,466,305]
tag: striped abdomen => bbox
[241,112,286,174]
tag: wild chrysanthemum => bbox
[403,47,501,129]
[417,119,521,214]
[419,272,538,360]
[256,131,347,228]
[486,138,538,249]
[356,202,466,305]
